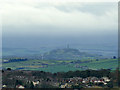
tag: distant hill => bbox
[43,48,95,60]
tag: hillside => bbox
[2,49,118,72]
[43,48,96,60]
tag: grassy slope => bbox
[2,59,118,73]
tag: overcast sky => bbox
[1,0,118,48]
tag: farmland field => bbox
[2,58,118,73]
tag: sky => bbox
[1,0,118,49]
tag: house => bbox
[60,83,68,88]
[103,82,107,85]
[16,85,25,89]
[82,80,86,83]
[2,85,7,88]
[32,81,40,86]
[102,77,110,82]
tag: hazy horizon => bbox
[2,1,118,57]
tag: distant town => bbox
[2,48,119,89]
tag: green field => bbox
[2,58,118,73]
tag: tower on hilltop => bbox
[67,44,69,49]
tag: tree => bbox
[7,68,11,71]
[107,81,113,88]
[113,56,117,59]
[15,80,22,85]
[30,82,34,89]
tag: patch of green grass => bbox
[2,59,118,73]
